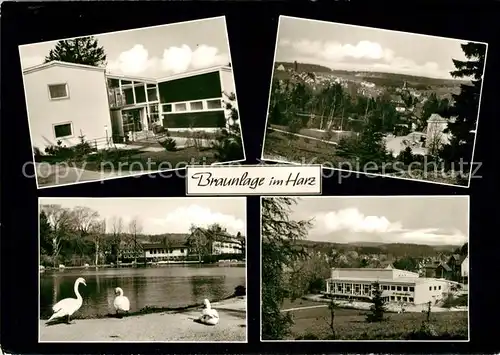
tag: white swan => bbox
[47,277,86,324]
[198,299,219,325]
[113,287,130,315]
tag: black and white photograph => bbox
[38,197,247,342]
[262,16,487,187]
[20,16,244,189]
[261,196,469,341]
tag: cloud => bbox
[308,208,466,245]
[278,38,452,79]
[107,44,229,76]
[20,55,45,69]
[313,208,403,234]
[145,204,244,235]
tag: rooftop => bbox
[23,60,231,83]
[328,276,451,285]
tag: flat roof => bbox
[23,60,106,75]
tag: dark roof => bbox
[437,263,452,272]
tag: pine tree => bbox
[261,197,311,340]
[366,281,386,322]
[439,42,486,170]
[45,36,107,67]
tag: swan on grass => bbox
[113,287,130,315]
[198,299,219,325]
[47,277,86,324]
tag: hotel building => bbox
[325,266,453,305]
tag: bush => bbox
[160,137,177,151]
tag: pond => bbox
[40,265,246,319]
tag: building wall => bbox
[461,256,469,277]
[414,279,450,305]
[145,247,188,258]
[23,65,111,150]
[158,72,222,103]
[212,241,242,255]
[219,68,236,97]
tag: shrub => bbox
[160,137,177,151]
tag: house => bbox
[425,113,454,149]
[212,237,243,255]
[142,242,189,262]
[461,255,469,281]
[22,61,235,151]
[435,263,452,279]
[447,254,465,274]
[325,267,452,305]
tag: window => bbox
[429,286,432,291]
[391,286,395,290]
[174,103,187,112]
[434,286,437,290]
[409,297,414,303]
[54,123,72,138]
[190,101,203,111]
[48,84,69,99]
[438,285,441,290]
[410,287,415,292]
[163,104,172,113]
[403,297,408,302]
[382,285,388,290]
[403,286,408,292]
[390,296,395,301]
[206,99,222,109]
[397,296,401,301]
[180,249,184,253]
[147,88,158,102]
[397,286,402,291]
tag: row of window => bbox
[382,285,415,292]
[330,282,417,293]
[389,296,414,303]
[429,285,442,291]
[162,98,223,114]
[148,248,185,254]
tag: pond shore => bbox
[39,296,247,342]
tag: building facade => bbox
[212,237,243,255]
[325,267,452,305]
[23,61,236,151]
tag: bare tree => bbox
[41,204,72,268]
[187,224,209,263]
[110,216,124,265]
[70,206,100,263]
[89,218,106,267]
[128,217,143,264]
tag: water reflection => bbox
[40,265,245,319]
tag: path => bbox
[268,127,339,145]
[39,297,246,342]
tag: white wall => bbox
[461,256,469,277]
[23,65,111,151]
[219,68,236,97]
[145,248,187,258]
[414,279,450,305]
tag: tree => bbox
[128,217,143,264]
[39,210,53,257]
[393,257,419,272]
[261,197,312,340]
[234,231,246,255]
[366,281,386,323]
[439,42,486,169]
[45,36,107,67]
[90,219,106,266]
[41,204,72,267]
[212,92,244,162]
[110,216,124,265]
[70,206,100,263]
[187,225,209,263]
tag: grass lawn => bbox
[270,124,353,142]
[282,299,468,340]
[38,146,216,172]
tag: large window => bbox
[53,122,72,138]
[174,103,187,112]
[48,84,69,100]
[206,99,222,109]
[190,101,203,111]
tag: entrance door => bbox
[122,109,142,133]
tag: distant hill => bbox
[276,61,332,73]
[296,239,460,258]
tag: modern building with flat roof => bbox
[22,61,235,151]
[325,266,453,305]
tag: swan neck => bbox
[74,281,83,300]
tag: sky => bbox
[40,197,246,235]
[275,16,481,80]
[287,196,468,246]
[19,16,231,78]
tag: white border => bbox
[19,16,247,190]
[259,195,470,342]
[260,15,489,189]
[38,196,248,343]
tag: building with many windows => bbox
[325,266,452,305]
[22,61,235,151]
